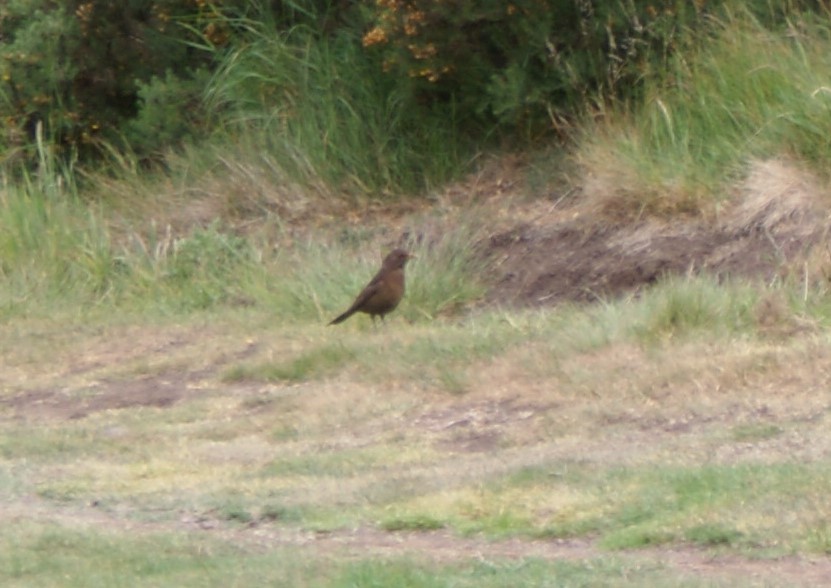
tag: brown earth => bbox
[481,158,831,307]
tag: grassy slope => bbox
[579,8,831,219]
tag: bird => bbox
[329,248,413,326]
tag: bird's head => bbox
[383,248,414,269]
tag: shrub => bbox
[360,0,709,136]
[0,0,216,161]
[125,69,214,157]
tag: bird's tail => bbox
[328,309,354,325]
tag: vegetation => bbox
[3,276,831,584]
[0,1,829,317]
[4,0,831,585]
[0,0,700,161]
[581,4,831,217]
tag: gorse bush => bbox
[361,0,724,135]
[126,68,214,157]
[0,0,217,160]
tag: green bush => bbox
[361,0,710,135]
[126,69,214,157]
[0,0,215,160]
[2,0,830,186]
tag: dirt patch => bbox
[253,527,831,586]
[415,397,549,453]
[484,216,826,307]
[482,158,831,306]
[1,369,210,420]
[1,335,260,421]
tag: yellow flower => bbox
[363,27,388,47]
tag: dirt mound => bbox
[483,159,831,306]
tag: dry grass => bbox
[577,128,715,222]
[2,290,831,586]
[725,158,829,235]
[3,292,831,535]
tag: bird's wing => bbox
[364,266,386,289]
[346,280,382,313]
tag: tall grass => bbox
[580,7,831,216]
[0,131,119,315]
[206,19,471,197]
[247,222,487,325]
[0,169,485,321]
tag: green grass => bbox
[381,461,831,553]
[0,523,320,588]
[206,22,470,197]
[380,514,446,532]
[0,521,717,587]
[216,272,815,394]
[580,7,831,215]
[630,275,760,341]
[326,558,697,588]
[731,423,784,442]
[685,523,744,547]
[3,281,831,584]
[224,342,358,382]
[0,182,487,325]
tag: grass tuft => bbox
[630,275,759,342]
[731,423,784,442]
[380,514,446,532]
[224,343,358,382]
[580,8,831,218]
[685,524,744,547]
[207,24,470,197]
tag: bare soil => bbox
[481,158,831,306]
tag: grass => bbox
[0,523,322,588]
[380,514,446,532]
[380,459,831,552]
[0,521,719,587]
[731,423,784,442]
[0,180,487,325]
[1,274,830,584]
[206,20,470,197]
[324,558,701,588]
[219,271,783,395]
[579,7,831,218]
[224,342,358,382]
[6,7,831,584]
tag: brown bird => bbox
[329,248,413,325]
